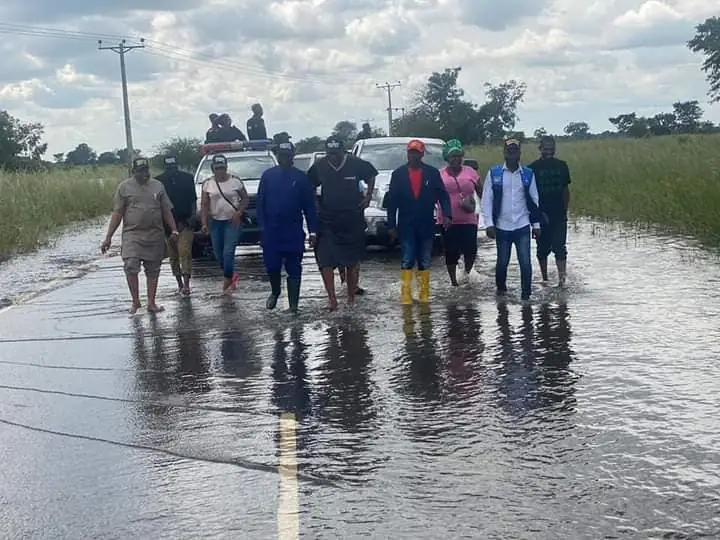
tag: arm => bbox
[301,175,318,235]
[529,173,540,229]
[360,160,378,207]
[103,184,125,247]
[386,171,398,230]
[563,163,571,213]
[236,181,250,215]
[435,171,452,220]
[307,163,321,206]
[159,187,178,233]
[200,182,210,230]
[480,170,494,228]
[471,169,483,198]
[256,174,266,229]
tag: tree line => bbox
[1,16,719,172]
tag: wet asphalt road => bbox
[0,219,719,539]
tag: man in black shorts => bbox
[307,137,377,310]
[528,136,571,287]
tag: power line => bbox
[376,82,401,136]
[98,39,145,172]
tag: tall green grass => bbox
[466,134,720,243]
[0,166,126,260]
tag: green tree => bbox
[65,143,96,166]
[0,110,48,169]
[479,80,527,142]
[294,136,324,154]
[331,121,358,143]
[154,137,202,170]
[647,113,677,135]
[688,17,720,102]
[533,127,548,139]
[97,151,120,165]
[564,121,590,139]
[672,100,703,133]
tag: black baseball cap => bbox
[325,136,344,152]
[132,157,149,170]
[211,154,228,167]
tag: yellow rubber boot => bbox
[400,269,413,305]
[416,270,430,303]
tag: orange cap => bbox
[407,139,425,153]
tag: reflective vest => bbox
[489,164,542,226]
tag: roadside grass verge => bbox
[466,134,720,244]
[0,166,126,260]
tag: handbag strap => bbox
[447,168,469,196]
[214,176,238,211]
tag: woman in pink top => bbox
[438,140,482,286]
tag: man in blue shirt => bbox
[256,142,317,313]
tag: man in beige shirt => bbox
[102,158,178,314]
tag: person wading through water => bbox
[386,139,452,304]
[200,154,250,295]
[528,135,571,287]
[481,138,541,303]
[438,139,483,286]
[102,158,178,314]
[155,156,196,296]
[247,103,268,140]
[257,141,317,313]
[307,136,377,310]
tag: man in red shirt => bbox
[386,139,452,304]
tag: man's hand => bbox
[169,230,179,243]
[532,228,541,239]
[100,237,111,254]
[308,233,317,248]
[443,217,452,230]
[486,226,496,239]
[388,228,397,243]
[200,224,209,235]
[359,196,371,210]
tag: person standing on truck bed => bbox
[101,158,179,314]
[205,113,221,143]
[307,136,377,311]
[200,154,250,295]
[528,135,571,287]
[216,113,247,142]
[155,156,196,297]
[257,141,317,313]
[247,103,268,140]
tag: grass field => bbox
[467,134,720,244]
[0,165,127,260]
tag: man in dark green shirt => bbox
[528,136,571,287]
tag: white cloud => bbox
[0,0,717,156]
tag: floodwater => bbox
[0,218,718,539]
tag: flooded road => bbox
[0,218,719,539]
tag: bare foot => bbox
[128,302,141,314]
[327,299,338,311]
[147,304,165,313]
[180,287,191,297]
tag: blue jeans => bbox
[496,226,532,298]
[400,230,433,270]
[209,219,239,278]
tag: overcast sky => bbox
[0,0,717,156]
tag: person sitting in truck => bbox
[247,103,268,140]
[215,113,247,142]
[205,113,222,143]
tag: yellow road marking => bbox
[277,412,299,540]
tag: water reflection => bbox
[174,301,211,394]
[444,304,484,398]
[534,302,578,413]
[218,302,262,381]
[397,305,442,403]
[314,320,376,433]
[270,326,312,418]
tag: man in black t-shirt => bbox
[307,136,377,310]
[528,136,571,287]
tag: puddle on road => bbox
[0,217,719,538]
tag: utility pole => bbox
[376,82,401,136]
[99,38,145,173]
[393,107,406,119]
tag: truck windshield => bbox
[195,154,276,182]
[358,143,446,171]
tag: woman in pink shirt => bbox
[438,139,482,286]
